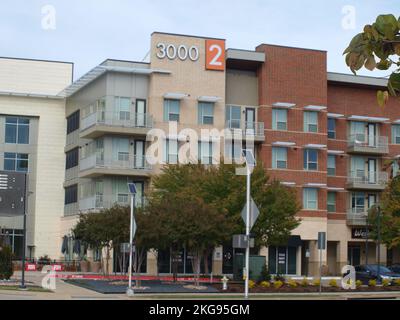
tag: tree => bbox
[344,14,400,106]
[145,161,301,283]
[368,176,400,248]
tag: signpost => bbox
[0,171,28,289]
[127,183,137,296]
[317,232,326,294]
[242,149,256,300]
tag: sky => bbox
[0,0,398,80]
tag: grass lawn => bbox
[0,285,52,293]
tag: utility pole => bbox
[127,183,137,297]
[377,205,381,279]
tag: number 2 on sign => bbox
[206,39,225,71]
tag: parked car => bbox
[355,264,400,284]
[389,264,400,273]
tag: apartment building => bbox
[2,32,398,277]
[0,57,73,259]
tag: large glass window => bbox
[392,125,400,144]
[351,192,365,213]
[112,138,130,162]
[198,102,214,125]
[164,139,178,164]
[303,111,318,133]
[198,141,213,164]
[327,192,336,213]
[328,118,336,139]
[4,153,28,172]
[272,109,287,131]
[226,105,241,129]
[5,117,30,144]
[268,246,297,275]
[65,185,78,205]
[304,149,318,171]
[350,121,366,142]
[328,155,336,176]
[164,99,180,122]
[115,97,131,120]
[303,188,318,210]
[67,111,80,134]
[66,148,79,170]
[272,147,287,169]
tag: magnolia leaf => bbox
[365,55,377,71]
[377,90,389,107]
[376,59,392,70]
[395,43,400,56]
[388,73,400,96]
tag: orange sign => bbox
[205,39,225,71]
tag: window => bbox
[272,109,287,131]
[198,102,214,125]
[5,117,30,144]
[198,141,213,164]
[304,149,318,171]
[66,148,79,170]
[327,192,336,213]
[65,185,78,205]
[350,121,366,142]
[67,111,80,134]
[164,99,180,122]
[328,118,336,139]
[304,111,318,133]
[327,155,336,176]
[303,188,318,210]
[164,139,178,164]
[116,97,131,120]
[4,153,28,172]
[272,147,287,169]
[392,125,400,144]
[351,192,365,213]
[112,138,130,162]
[224,141,242,162]
[393,160,400,177]
[226,105,241,129]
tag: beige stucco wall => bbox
[0,96,68,259]
[0,58,73,96]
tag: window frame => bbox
[328,118,336,139]
[327,155,336,176]
[272,147,288,169]
[198,102,214,125]
[4,152,29,172]
[304,149,318,171]
[303,188,318,210]
[164,99,180,123]
[392,125,400,145]
[327,192,336,213]
[272,109,288,131]
[304,111,318,133]
[66,148,79,170]
[65,184,78,205]
[5,116,30,144]
[67,111,80,134]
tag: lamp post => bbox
[242,149,255,300]
[127,183,137,297]
[377,205,381,280]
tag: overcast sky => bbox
[0,0,398,80]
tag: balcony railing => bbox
[226,120,265,138]
[80,154,152,172]
[79,194,147,212]
[348,134,389,154]
[347,208,369,226]
[347,171,388,186]
[81,111,153,132]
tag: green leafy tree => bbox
[344,14,400,106]
[368,176,400,248]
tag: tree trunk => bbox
[105,246,110,276]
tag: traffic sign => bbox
[0,171,26,217]
[232,235,255,249]
[318,232,326,250]
[241,197,260,230]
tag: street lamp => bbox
[127,183,137,297]
[242,149,255,300]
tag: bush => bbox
[248,280,256,289]
[274,274,286,282]
[0,246,14,280]
[368,279,377,287]
[287,279,298,288]
[328,279,339,288]
[356,280,363,289]
[300,278,309,287]
[382,279,391,287]
[260,281,271,288]
[260,265,271,282]
[394,279,400,286]
[273,280,284,289]
[313,279,321,287]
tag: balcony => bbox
[79,154,152,179]
[79,194,147,212]
[64,203,79,217]
[347,208,369,226]
[226,120,265,143]
[80,111,153,139]
[346,171,388,191]
[347,134,389,155]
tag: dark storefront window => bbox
[268,246,297,275]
